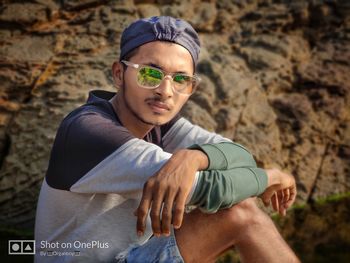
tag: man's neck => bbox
[110,93,154,139]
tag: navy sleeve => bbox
[46,111,134,190]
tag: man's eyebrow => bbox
[147,62,163,70]
[146,62,189,75]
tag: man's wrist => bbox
[187,149,209,170]
[266,168,281,187]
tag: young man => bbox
[35,16,299,262]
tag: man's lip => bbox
[147,101,171,111]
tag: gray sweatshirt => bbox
[34,90,267,262]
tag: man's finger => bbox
[150,183,166,237]
[283,188,290,204]
[285,186,297,208]
[271,192,279,212]
[136,181,154,236]
[161,189,176,236]
[277,190,288,216]
[261,188,275,207]
[277,189,284,204]
[172,190,186,229]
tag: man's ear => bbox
[112,62,124,88]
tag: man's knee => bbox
[222,198,267,229]
[179,198,269,238]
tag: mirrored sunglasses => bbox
[121,60,200,95]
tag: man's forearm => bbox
[189,142,257,170]
[187,141,267,213]
[186,144,296,215]
[188,167,268,213]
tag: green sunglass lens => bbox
[173,75,190,84]
[138,67,162,87]
[136,66,196,94]
[173,75,194,94]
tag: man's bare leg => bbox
[175,198,299,263]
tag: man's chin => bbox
[146,118,170,126]
[144,114,172,126]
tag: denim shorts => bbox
[115,229,184,263]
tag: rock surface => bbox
[0,0,349,244]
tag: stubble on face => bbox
[117,41,194,128]
[121,80,166,126]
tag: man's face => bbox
[118,41,194,126]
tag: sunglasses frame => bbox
[121,60,201,95]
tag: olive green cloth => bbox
[188,142,268,213]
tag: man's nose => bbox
[155,75,174,98]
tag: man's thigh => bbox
[174,198,261,263]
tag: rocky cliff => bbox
[0,0,349,261]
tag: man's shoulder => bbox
[53,99,132,148]
[61,99,119,128]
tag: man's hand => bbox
[135,149,208,237]
[260,168,297,216]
